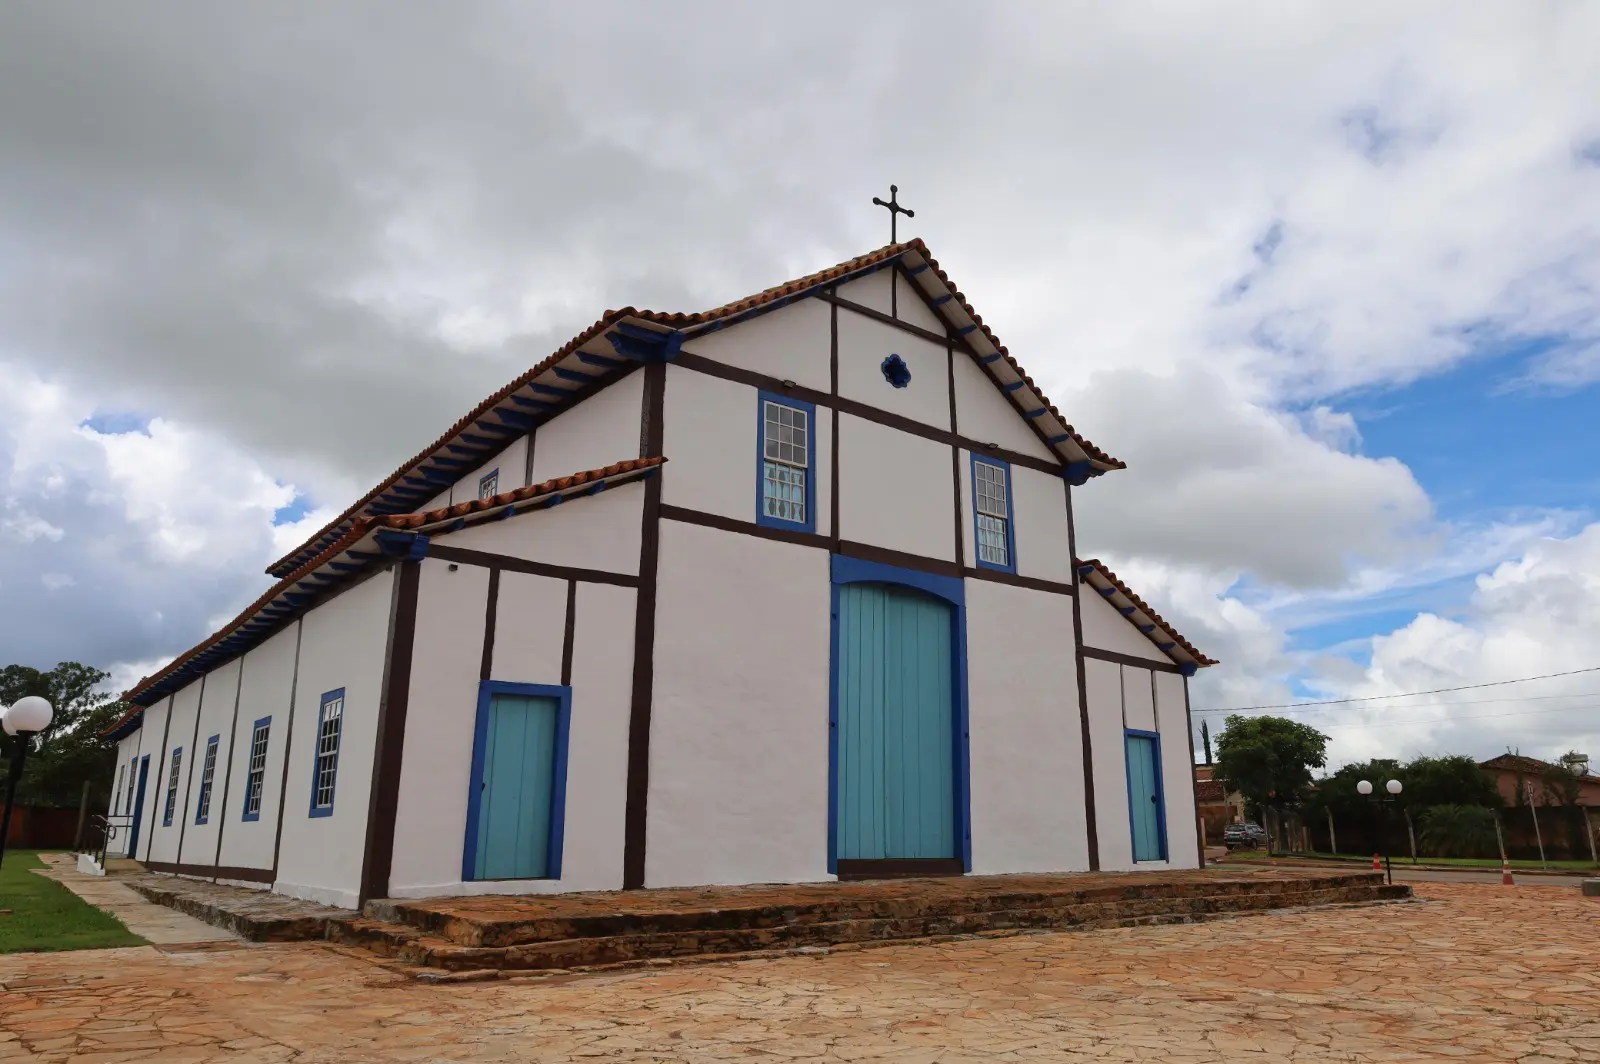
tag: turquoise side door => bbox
[127,755,150,857]
[1125,732,1167,862]
[468,692,562,880]
[835,583,957,860]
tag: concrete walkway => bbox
[32,854,244,948]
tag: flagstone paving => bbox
[1,882,1596,1062]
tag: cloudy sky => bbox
[3,3,1597,769]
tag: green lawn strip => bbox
[0,850,147,953]
[1226,850,1596,871]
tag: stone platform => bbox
[334,868,1410,973]
[116,865,1410,975]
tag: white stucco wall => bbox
[388,558,637,898]
[1086,657,1193,872]
[528,367,644,484]
[489,570,567,682]
[894,280,950,335]
[217,622,303,873]
[1122,666,1156,733]
[680,298,832,394]
[441,479,643,575]
[145,680,204,865]
[1154,670,1199,868]
[107,731,145,857]
[1079,587,1176,663]
[649,518,832,888]
[834,271,895,316]
[950,353,1055,461]
[661,364,833,536]
[388,558,488,895]
[964,580,1088,873]
[176,658,243,867]
[273,567,396,908]
[838,414,954,561]
[131,697,169,863]
[836,312,950,430]
[1084,658,1135,871]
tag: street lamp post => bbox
[1357,778,1403,885]
[1,696,56,866]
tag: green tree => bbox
[1417,804,1500,858]
[1214,715,1329,849]
[1403,755,1502,808]
[0,663,131,809]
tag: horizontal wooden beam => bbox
[1079,645,1184,674]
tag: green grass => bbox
[0,850,147,953]
[1223,849,1597,870]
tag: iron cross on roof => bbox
[872,184,914,244]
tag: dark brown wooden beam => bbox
[425,543,638,588]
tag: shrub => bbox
[1417,804,1499,859]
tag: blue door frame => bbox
[827,554,971,874]
[1124,729,1168,862]
[127,754,151,857]
[461,681,572,882]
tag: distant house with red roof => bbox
[98,240,1216,908]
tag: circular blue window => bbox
[881,353,911,389]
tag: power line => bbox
[1314,703,1600,731]
[1193,689,1600,716]
[1192,665,1600,714]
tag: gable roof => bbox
[1481,753,1593,777]
[267,239,1124,578]
[105,457,664,734]
[1075,558,1217,672]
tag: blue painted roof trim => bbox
[509,395,557,411]
[552,366,597,384]
[1003,381,1026,392]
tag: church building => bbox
[101,238,1216,909]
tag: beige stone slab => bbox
[30,855,241,947]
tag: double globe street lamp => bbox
[0,696,56,865]
[1357,777,1403,884]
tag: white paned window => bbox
[478,469,499,500]
[761,400,809,526]
[974,459,1011,568]
[163,748,182,826]
[244,720,270,820]
[311,691,343,815]
[195,738,219,824]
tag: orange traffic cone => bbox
[1501,858,1514,886]
[1372,853,1382,871]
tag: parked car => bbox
[1222,822,1267,849]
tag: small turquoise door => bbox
[1125,731,1167,862]
[466,690,567,881]
[127,755,150,857]
[835,583,957,861]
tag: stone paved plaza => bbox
[2,883,1597,1062]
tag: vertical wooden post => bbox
[1493,809,1506,861]
[1404,808,1418,863]
[1527,781,1548,869]
[1326,808,1337,856]
[72,780,91,851]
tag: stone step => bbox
[366,872,1392,949]
[335,882,1406,972]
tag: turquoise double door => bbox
[834,582,960,863]
[1125,732,1167,863]
[465,688,568,881]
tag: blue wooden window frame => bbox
[827,554,972,875]
[128,754,150,857]
[194,735,220,825]
[969,453,1017,574]
[1124,728,1169,862]
[114,764,125,816]
[755,391,816,533]
[242,716,271,822]
[461,681,573,882]
[478,468,500,500]
[308,689,344,818]
[162,747,183,827]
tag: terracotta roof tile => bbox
[1076,557,1218,668]
[267,239,1121,578]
